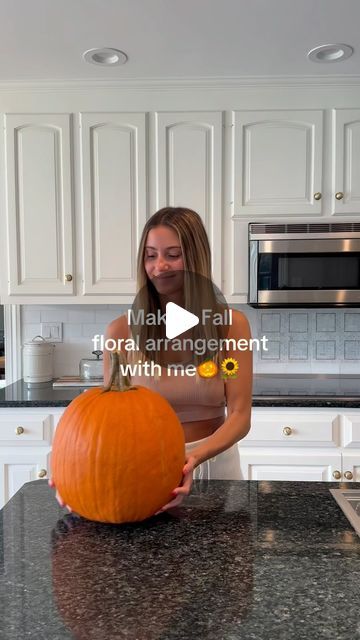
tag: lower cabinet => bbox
[0,451,51,507]
[238,449,342,482]
[0,408,64,509]
[0,406,359,508]
[238,408,360,482]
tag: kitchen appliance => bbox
[248,222,360,307]
[23,335,55,385]
[79,350,103,381]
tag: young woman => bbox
[103,206,253,514]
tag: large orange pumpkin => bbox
[51,352,185,523]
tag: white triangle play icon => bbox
[165,302,199,340]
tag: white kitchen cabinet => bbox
[341,453,360,482]
[79,112,147,296]
[0,408,63,508]
[238,408,360,482]
[238,449,342,482]
[3,113,74,296]
[333,109,360,215]
[233,110,324,217]
[0,451,51,508]
[153,111,223,286]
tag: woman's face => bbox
[144,225,185,295]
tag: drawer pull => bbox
[282,426,292,436]
[37,469,47,478]
[344,471,353,480]
[15,426,24,435]
[332,470,341,480]
[314,192,322,200]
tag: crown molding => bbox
[1,74,360,92]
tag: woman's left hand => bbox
[154,453,197,514]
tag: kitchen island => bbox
[0,479,359,639]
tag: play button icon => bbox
[129,270,230,367]
[165,302,199,340]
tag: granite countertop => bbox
[0,479,359,639]
[1,375,360,408]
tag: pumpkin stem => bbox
[103,351,136,392]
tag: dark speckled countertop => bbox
[0,479,359,639]
[1,375,360,408]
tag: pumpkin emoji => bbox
[197,359,218,378]
[51,352,185,523]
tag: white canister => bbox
[23,336,55,384]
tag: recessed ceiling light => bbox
[307,43,353,63]
[83,48,128,66]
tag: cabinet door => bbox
[342,413,360,448]
[334,109,360,215]
[238,449,342,481]
[233,110,323,216]
[153,111,223,286]
[80,113,147,295]
[0,450,50,508]
[242,410,340,448]
[4,114,74,295]
[342,452,360,483]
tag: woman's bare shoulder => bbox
[228,308,251,338]
[105,313,129,340]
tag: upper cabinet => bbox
[153,111,223,286]
[334,109,360,215]
[1,100,360,304]
[79,112,147,296]
[233,110,324,217]
[3,114,74,295]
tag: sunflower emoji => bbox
[220,357,239,379]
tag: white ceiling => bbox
[1,0,360,82]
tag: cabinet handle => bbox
[64,273,73,282]
[332,470,341,480]
[37,469,47,478]
[314,192,322,200]
[335,192,344,200]
[344,471,353,480]
[282,426,292,436]
[15,426,24,435]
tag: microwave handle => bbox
[248,241,258,304]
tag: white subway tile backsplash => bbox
[82,324,107,338]
[22,324,42,342]
[22,309,41,324]
[95,309,119,324]
[40,309,69,322]
[68,309,96,323]
[62,324,83,339]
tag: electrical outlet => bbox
[41,322,63,342]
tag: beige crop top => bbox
[131,365,226,423]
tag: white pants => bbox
[185,437,243,480]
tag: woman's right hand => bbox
[48,478,72,512]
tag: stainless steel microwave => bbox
[248,222,360,307]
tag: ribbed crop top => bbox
[131,366,226,423]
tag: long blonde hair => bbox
[131,207,227,366]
